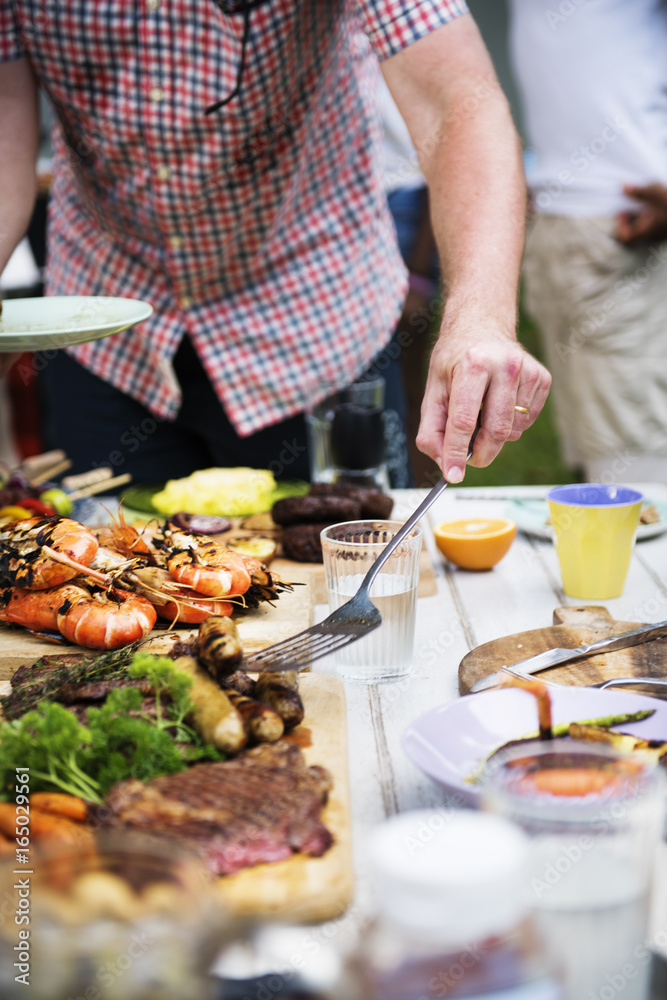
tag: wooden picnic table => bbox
[304,483,667,999]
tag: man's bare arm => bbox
[0,57,39,375]
[382,14,551,482]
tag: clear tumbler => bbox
[321,519,422,682]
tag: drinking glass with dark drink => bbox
[306,377,388,489]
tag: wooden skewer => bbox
[17,450,67,475]
[29,459,72,486]
[67,473,132,501]
[61,467,113,492]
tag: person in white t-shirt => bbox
[509,0,667,482]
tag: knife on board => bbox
[469,619,667,693]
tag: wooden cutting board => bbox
[459,606,667,694]
[215,672,353,923]
[0,578,314,681]
[0,669,353,924]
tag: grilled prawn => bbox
[0,577,157,649]
[57,585,157,649]
[0,517,99,590]
[98,509,292,615]
[100,516,253,598]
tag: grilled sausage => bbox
[172,656,247,753]
[224,688,284,743]
[220,669,256,698]
[255,671,305,730]
[198,616,244,681]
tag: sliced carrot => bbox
[0,803,19,840]
[500,674,553,740]
[30,793,88,823]
[29,809,94,845]
[522,768,619,797]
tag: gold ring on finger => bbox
[514,405,530,414]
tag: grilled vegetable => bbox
[172,656,247,753]
[569,722,667,763]
[517,767,627,798]
[221,669,256,698]
[29,809,93,846]
[241,512,278,533]
[501,676,552,740]
[169,513,232,535]
[30,792,88,822]
[255,671,304,730]
[466,709,656,784]
[0,802,19,839]
[225,535,277,565]
[225,688,284,743]
[198,616,244,680]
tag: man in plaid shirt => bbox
[0,1,550,484]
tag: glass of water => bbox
[482,739,665,1000]
[321,519,422,682]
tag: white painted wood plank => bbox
[315,484,667,942]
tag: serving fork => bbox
[493,665,667,693]
[245,424,481,673]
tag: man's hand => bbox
[417,311,551,482]
[616,183,667,246]
[382,14,550,481]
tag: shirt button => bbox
[179,296,193,310]
[155,165,171,181]
[146,0,161,9]
[148,86,165,103]
[169,235,184,250]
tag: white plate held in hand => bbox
[0,296,153,352]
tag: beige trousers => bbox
[523,215,667,483]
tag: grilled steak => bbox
[104,741,334,875]
[58,677,154,703]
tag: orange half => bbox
[433,517,517,571]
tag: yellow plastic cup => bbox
[546,484,644,599]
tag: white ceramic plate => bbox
[505,498,667,543]
[0,296,153,351]
[403,686,667,805]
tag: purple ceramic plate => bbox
[402,686,667,805]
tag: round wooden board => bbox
[458,606,667,694]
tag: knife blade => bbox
[468,618,667,694]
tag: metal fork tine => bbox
[247,621,382,671]
[249,631,343,666]
[244,423,480,675]
[251,630,326,661]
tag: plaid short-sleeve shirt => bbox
[1,0,468,435]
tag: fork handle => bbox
[360,420,481,593]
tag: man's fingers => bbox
[618,184,667,245]
[616,210,660,246]
[509,371,551,441]
[438,365,489,482]
[623,183,667,208]
[416,361,486,481]
[415,381,449,471]
[416,330,552,481]
[466,348,529,465]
